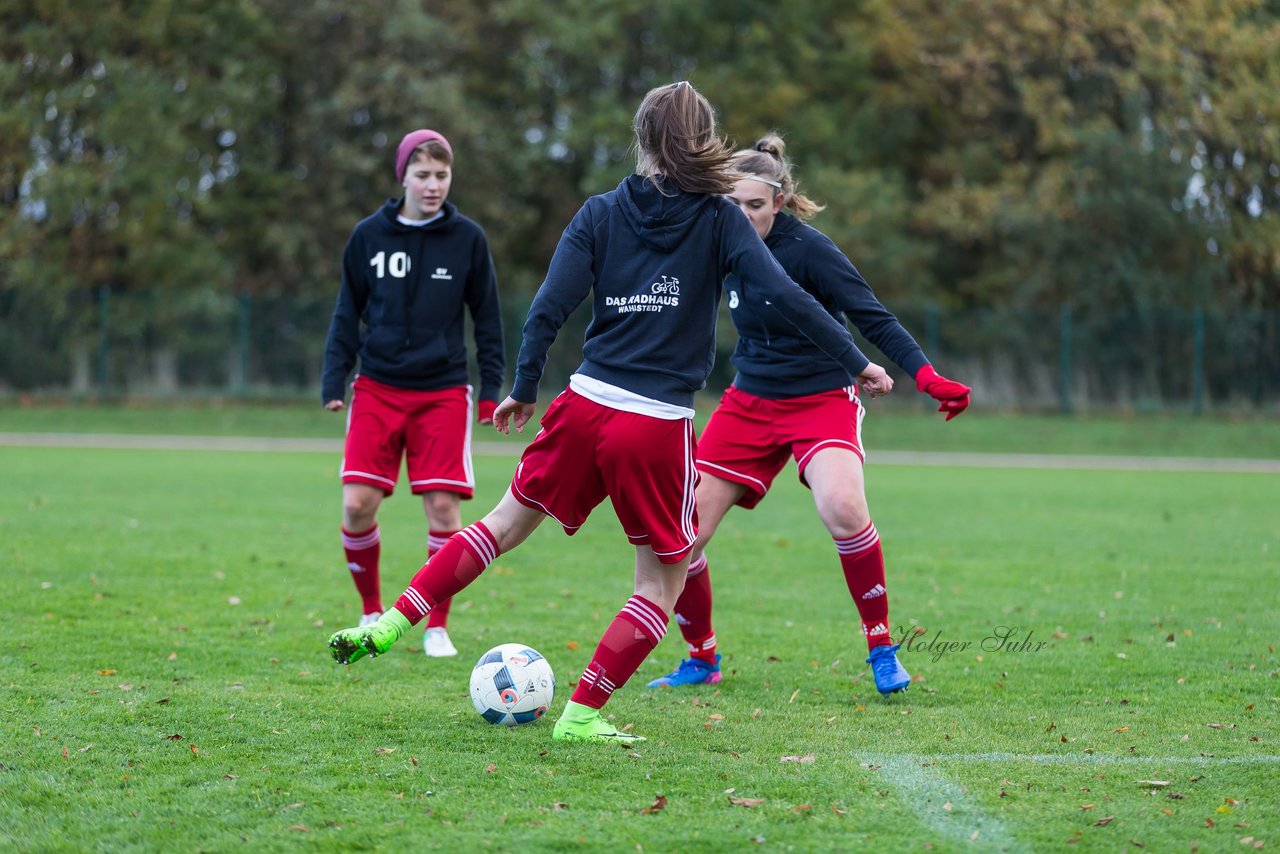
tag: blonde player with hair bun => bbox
[648,132,972,697]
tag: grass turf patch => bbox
[1,444,1276,851]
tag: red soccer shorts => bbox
[511,389,698,565]
[695,384,864,509]
[341,375,475,498]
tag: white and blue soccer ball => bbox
[469,643,555,726]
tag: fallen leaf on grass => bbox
[374,747,396,755]
[224,774,239,780]
[98,669,117,676]
[831,806,847,816]
[788,689,800,703]
[565,641,579,651]
[189,744,199,756]
[79,743,93,753]
[1094,816,1115,827]
[1137,780,1170,787]
[943,802,952,812]
[729,797,765,808]
[61,746,68,758]
[1114,726,1130,733]
[156,697,170,704]
[411,756,419,767]
[1207,723,1224,729]
[166,734,183,740]
[552,802,568,811]
[780,754,815,764]
[485,763,497,773]
[288,825,308,832]
[1080,804,1095,811]
[640,795,668,814]
[791,804,813,813]
[283,802,304,811]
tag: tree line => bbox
[2,0,1276,395]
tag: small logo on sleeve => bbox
[431,267,453,280]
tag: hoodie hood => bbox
[376,197,459,233]
[616,174,711,252]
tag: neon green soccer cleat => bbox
[328,610,411,664]
[552,702,646,746]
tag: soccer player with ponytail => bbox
[328,85,892,745]
[648,134,971,696]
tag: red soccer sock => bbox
[570,595,668,710]
[392,522,497,626]
[835,522,892,651]
[342,524,382,615]
[673,555,717,663]
[424,529,458,629]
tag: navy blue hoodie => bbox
[510,175,869,408]
[725,213,928,399]
[321,198,504,404]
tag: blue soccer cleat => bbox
[866,643,910,696]
[646,655,722,688]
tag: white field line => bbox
[858,752,1280,852]
[868,755,1029,853]
[2,433,1278,473]
[861,752,1280,767]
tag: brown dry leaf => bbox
[1045,721,1057,733]
[791,804,813,813]
[552,802,568,811]
[156,697,170,704]
[1114,726,1130,733]
[224,774,239,780]
[485,763,497,773]
[780,754,816,764]
[61,746,68,759]
[566,641,579,651]
[283,802,304,811]
[288,825,309,832]
[729,797,766,808]
[374,747,396,755]
[79,743,93,753]
[640,794,668,815]
[788,689,800,704]
[1161,808,1174,816]
[943,802,952,812]
[752,708,762,719]
[1094,816,1115,827]
[707,713,724,721]
[166,734,183,741]
[1137,780,1170,787]
[189,744,199,755]
[98,669,117,676]
[1205,818,1216,827]
[831,806,847,816]
[168,652,177,661]
[1207,723,1224,729]
[1080,804,1095,811]
[411,756,420,767]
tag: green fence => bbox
[1,285,1277,413]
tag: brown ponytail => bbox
[633,81,736,195]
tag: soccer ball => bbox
[469,643,555,726]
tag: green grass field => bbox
[1,401,1277,458]
[1,413,1278,852]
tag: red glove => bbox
[477,399,497,425]
[915,365,971,421]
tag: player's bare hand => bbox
[324,399,345,412]
[492,396,536,435]
[857,363,894,398]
